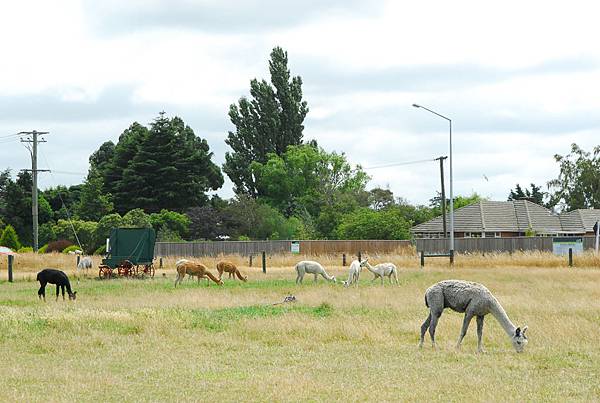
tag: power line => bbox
[363,158,435,170]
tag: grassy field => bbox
[1,254,600,402]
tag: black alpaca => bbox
[37,269,77,301]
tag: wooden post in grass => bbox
[76,255,80,267]
[262,251,266,273]
[420,251,425,268]
[8,255,14,282]
[568,248,573,267]
[342,254,346,266]
[159,257,163,269]
[249,255,253,267]
[357,251,361,262]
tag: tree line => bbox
[1,47,598,252]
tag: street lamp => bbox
[413,103,454,261]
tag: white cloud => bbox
[1,0,599,205]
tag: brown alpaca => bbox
[174,259,223,287]
[216,261,248,282]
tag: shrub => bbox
[94,245,106,256]
[46,239,73,253]
[17,246,33,253]
[0,225,21,250]
[38,244,48,253]
[62,245,82,254]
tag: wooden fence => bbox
[416,236,598,254]
[155,240,412,257]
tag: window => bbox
[484,232,501,238]
[465,232,482,238]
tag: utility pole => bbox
[435,156,448,237]
[20,131,50,252]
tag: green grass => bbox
[1,267,600,402]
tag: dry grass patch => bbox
[1,258,600,401]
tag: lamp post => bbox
[413,104,454,260]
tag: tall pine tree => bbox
[224,47,309,197]
[107,113,223,213]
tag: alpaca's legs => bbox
[393,271,399,285]
[381,274,384,285]
[61,285,66,300]
[419,313,431,348]
[55,285,60,301]
[429,311,442,348]
[314,273,318,283]
[476,316,485,353]
[456,312,474,349]
[296,274,301,284]
[38,282,47,300]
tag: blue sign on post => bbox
[552,237,583,255]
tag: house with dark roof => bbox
[411,200,600,239]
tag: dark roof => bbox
[411,200,566,234]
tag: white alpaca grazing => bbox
[362,261,398,285]
[342,258,368,288]
[295,261,336,284]
[419,280,528,353]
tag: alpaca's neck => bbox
[364,262,376,273]
[64,280,73,295]
[489,298,516,338]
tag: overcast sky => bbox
[1,0,599,205]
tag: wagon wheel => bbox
[142,264,155,278]
[98,265,113,279]
[117,260,134,277]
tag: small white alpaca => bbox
[295,261,336,284]
[419,280,528,353]
[77,256,93,272]
[342,258,368,288]
[362,261,398,285]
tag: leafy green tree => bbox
[336,208,411,240]
[548,143,600,211]
[94,213,123,250]
[150,209,190,239]
[222,195,301,240]
[42,184,82,220]
[0,224,21,250]
[224,47,309,196]
[122,208,152,228]
[368,187,395,210]
[110,113,223,213]
[0,172,52,244]
[53,219,97,252]
[251,144,369,217]
[39,222,57,246]
[88,141,116,181]
[76,172,114,221]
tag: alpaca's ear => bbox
[515,327,521,336]
[522,326,528,335]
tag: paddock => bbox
[1,255,599,401]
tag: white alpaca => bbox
[419,280,528,353]
[362,261,398,285]
[77,256,93,272]
[295,261,336,284]
[342,258,368,288]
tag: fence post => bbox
[568,248,573,267]
[357,251,361,262]
[8,255,14,283]
[262,251,266,274]
[450,249,455,266]
[420,251,424,268]
[159,257,163,269]
[249,255,253,267]
[76,255,81,267]
[342,254,346,266]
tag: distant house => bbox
[411,200,600,239]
